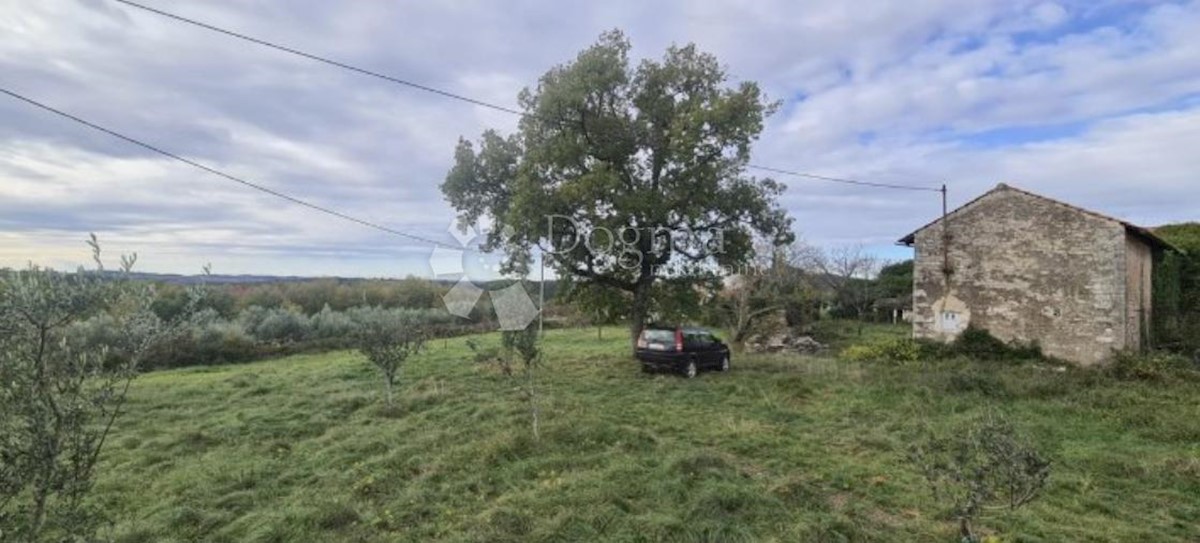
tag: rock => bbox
[791,336,824,354]
[744,330,824,354]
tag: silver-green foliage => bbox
[354,311,427,408]
[0,238,191,541]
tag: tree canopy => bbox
[1153,223,1200,353]
[442,30,792,344]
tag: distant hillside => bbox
[116,272,321,285]
[107,272,561,292]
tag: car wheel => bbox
[683,360,698,379]
[720,354,730,372]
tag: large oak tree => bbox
[442,31,792,348]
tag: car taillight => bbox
[636,331,648,349]
[674,328,683,351]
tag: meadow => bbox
[94,325,1199,542]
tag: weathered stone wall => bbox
[912,187,1130,366]
[1124,233,1153,351]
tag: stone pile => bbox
[744,331,825,354]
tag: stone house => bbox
[899,183,1175,366]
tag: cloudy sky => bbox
[2,0,1198,277]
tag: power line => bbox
[112,0,525,119]
[110,0,942,193]
[744,164,943,193]
[0,87,466,251]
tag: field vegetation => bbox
[83,325,1198,542]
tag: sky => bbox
[1,0,1198,278]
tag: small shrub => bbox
[466,338,510,375]
[840,338,920,364]
[945,372,1011,398]
[1108,350,1193,381]
[355,310,427,407]
[251,307,311,343]
[953,327,1042,362]
[916,339,956,360]
[310,304,355,340]
[909,413,1051,542]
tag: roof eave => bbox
[1125,225,1181,253]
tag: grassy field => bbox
[94,325,1199,542]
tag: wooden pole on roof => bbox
[941,184,950,292]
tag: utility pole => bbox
[538,249,545,337]
[941,184,950,291]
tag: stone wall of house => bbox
[912,187,1130,366]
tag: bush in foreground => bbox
[1108,350,1196,381]
[909,413,1051,542]
[0,241,191,542]
[842,327,1044,365]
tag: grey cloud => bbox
[2,0,1197,276]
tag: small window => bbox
[939,311,959,332]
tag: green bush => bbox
[840,327,1042,365]
[88,303,475,371]
[1108,350,1194,381]
[251,307,311,343]
[953,327,1042,362]
[310,304,356,339]
[841,338,920,364]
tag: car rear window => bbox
[642,329,675,342]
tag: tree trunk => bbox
[526,365,540,440]
[959,516,976,542]
[629,282,651,355]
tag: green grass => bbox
[93,325,1200,542]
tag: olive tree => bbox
[355,311,426,408]
[466,324,544,439]
[442,30,792,350]
[909,414,1051,542]
[0,237,193,542]
[501,325,542,440]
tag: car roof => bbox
[645,324,712,333]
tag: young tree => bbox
[804,245,883,335]
[0,238,192,542]
[715,241,804,345]
[564,279,628,339]
[500,325,543,440]
[442,30,792,351]
[466,325,543,439]
[355,312,427,408]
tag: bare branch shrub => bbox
[909,413,1051,542]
